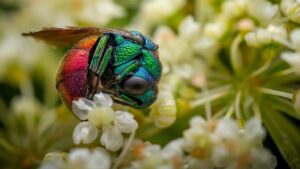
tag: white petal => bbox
[88,106,114,126]
[93,92,113,107]
[101,124,123,151]
[281,51,300,72]
[187,157,214,169]
[247,0,278,23]
[73,122,98,145]
[179,15,201,40]
[150,92,177,128]
[114,111,138,133]
[189,116,206,128]
[244,117,266,142]
[211,145,231,167]
[143,145,161,157]
[87,148,111,169]
[214,119,239,140]
[291,29,300,48]
[251,148,277,169]
[72,98,96,120]
[162,139,184,158]
[69,148,90,165]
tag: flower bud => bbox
[72,98,95,120]
[72,122,98,145]
[93,92,113,107]
[280,0,300,23]
[88,106,114,126]
[114,111,138,133]
[101,124,123,151]
[150,92,177,128]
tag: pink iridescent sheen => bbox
[56,36,98,108]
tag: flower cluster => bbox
[72,92,138,151]
[40,148,111,169]
[2,0,300,168]
[120,117,276,169]
[182,116,276,169]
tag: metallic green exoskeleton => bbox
[23,27,162,109]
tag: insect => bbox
[23,27,162,109]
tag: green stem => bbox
[230,35,242,75]
[201,76,212,120]
[225,105,234,119]
[272,68,296,77]
[234,91,242,120]
[250,61,271,77]
[252,102,261,120]
[113,131,136,169]
[213,107,228,118]
[258,87,293,99]
[191,90,230,108]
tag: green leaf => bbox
[262,110,300,169]
[267,96,300,120]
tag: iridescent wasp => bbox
[23,27,162,109]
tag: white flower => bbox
[251,148,277,169]
[204,18,229,40]
[211,144,231,167]
[88,106,115,126]
[71,92,138,151]
[150,91,177,128]
[178,15,201,41]
[143,145,162,157]
[69,149,90,165]
[162,139,184,159]
[114,111,138,133]
[281,51,300,73]
[101,124,123,151]
[86,148,111,169]
[247,0,279,23]
[93,92,113,107]
[244,117,266,143]
[72,122,98,145]
[69,148,111,169]
[72,98,96,120]
[213,118,239,141]
[78,0,126,26]
[245,25,287,47]
[222,0,247,18]
[189,116,206,128]
[134,0,186,32]
[280,0,300,23]
[186,158,214,169]
[290,28,300,49]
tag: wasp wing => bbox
[22,27,131,47]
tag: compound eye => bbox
[122,76,148,95]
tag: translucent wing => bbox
[22,26,132,47]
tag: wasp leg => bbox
[86,34,113,99]
[118,93,138,107]
[103,60,140,89]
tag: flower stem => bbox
[258,87,293,99]
[252,102,261,120]
[250,61,271,77]
[113,131,136,169]
[235,91,242,120]
[201,78,212,120]
[272,68,295,77]
[225,105,234,119]
[191,85,231,108]
[230,35,242,75]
